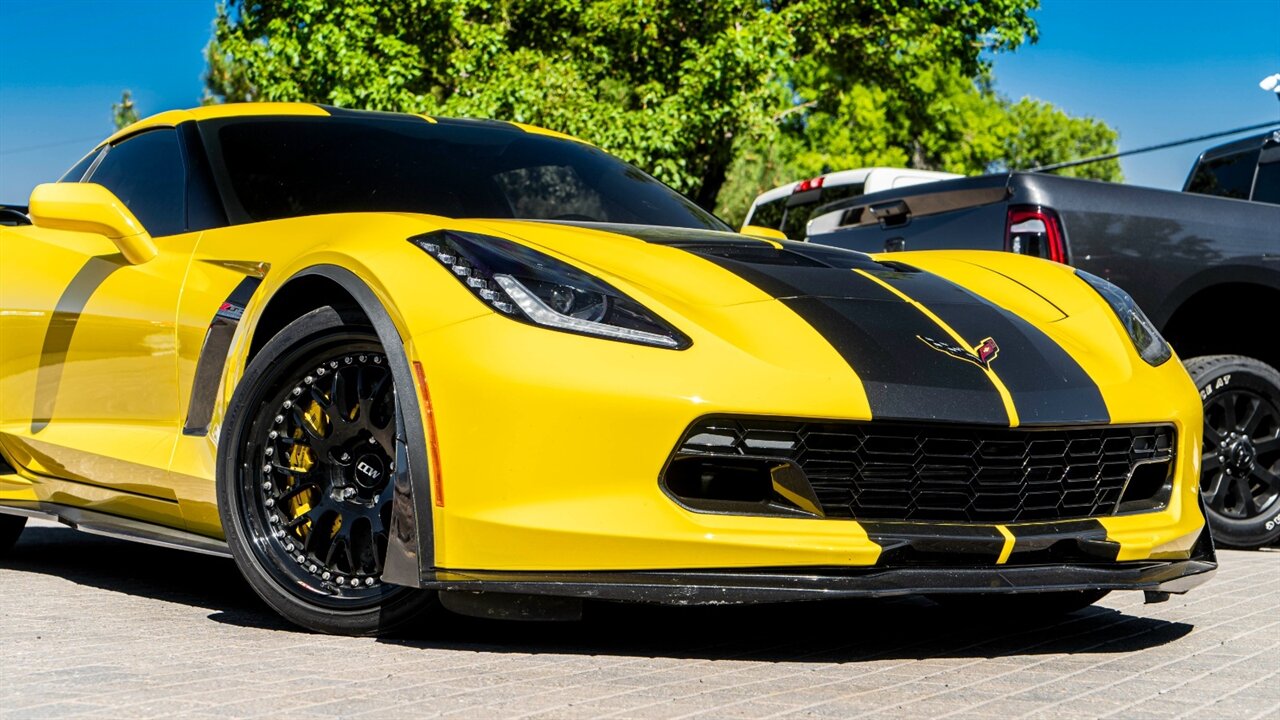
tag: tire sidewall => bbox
[1185,355,1280,549]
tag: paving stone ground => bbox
[1,518,1277,719]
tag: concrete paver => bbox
[1,519,1277,719]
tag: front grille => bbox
[672,418,1175,523]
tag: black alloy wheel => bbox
[1186,355,1280,549]
[247,345,395,602]
[218,306,436,635]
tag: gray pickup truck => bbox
[806,130,1280,549]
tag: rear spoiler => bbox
[0,204,31,226]
[806,174,1012,235]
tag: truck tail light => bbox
[794,175,825,193]
[1005,205,1067,263]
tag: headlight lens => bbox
[1075,269,1171,366]
[410,230,690,349]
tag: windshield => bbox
[202,116,728,231]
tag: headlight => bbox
[1075,269,1171,366]
[410,230,690,349]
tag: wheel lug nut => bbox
[292,387,302,396]
[336,576,345,585]
[274,415,283,424]
[282,400,292,410]
[322,571,331,580]
[274,530,284,539]
[308,564,318,573]
[265,447,274,457]
[368,437,377,444]
[268,430,278,440]
[262,464,272,473]
[262,481,272,491]
[285,542,294,552]
[264,499,274,508]
[270,514,279,524]
[304,375,314,384]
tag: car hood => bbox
[459,219,1113,427]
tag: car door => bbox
[0,128,200,512]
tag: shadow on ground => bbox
[4,524,1195,662]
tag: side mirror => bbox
[28,183,157,264]
[739,224,790,242]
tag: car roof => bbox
[101,102,587,149]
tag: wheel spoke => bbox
[331,369,355,422]
[1254,434,1280,456]
[1235,476,1258,516]
[1203,418,1223,448]
[1251,466,1280,496]
[291,405,325,443]
[1201,453,1222,474]
[1204,471,1231,510]
[1222,396,1239,432]
[270,462,308,477]
[1240,396,1264,434]
[276,481,315,506]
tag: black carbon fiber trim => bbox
[182,273,264,436]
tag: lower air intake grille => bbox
[671,418,1175,523]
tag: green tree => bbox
[112,90,139,130]
[716,65,1120,225]
[204,0,1046,209]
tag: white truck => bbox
[742,167,960,239]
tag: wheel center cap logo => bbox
[917,335,1000,370]
[1226,439,1256,475]
[353,454,384,488]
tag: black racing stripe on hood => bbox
[695,253,1010,425]
[865,266,1111,426]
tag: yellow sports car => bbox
[0,103,1214,635]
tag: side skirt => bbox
[0,501,231,558]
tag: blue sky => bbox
[1,0,1277,202]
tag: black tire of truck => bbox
[1184,355,1280,550]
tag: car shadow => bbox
[5,524,1195,661]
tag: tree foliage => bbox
[205,0,1119,222]
[112,90,140,130]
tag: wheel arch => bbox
[1162,281,1280,372]
[240,264,435,587]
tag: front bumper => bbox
[408,312,1208,576]
[425,559,1215,606]
[422,518,1217,604]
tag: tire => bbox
[217,306,438,635]
[0,514,26,555]
[928,590,1110,617]
[1184,355,1280,550]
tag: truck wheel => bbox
[1184,355,1280,549]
